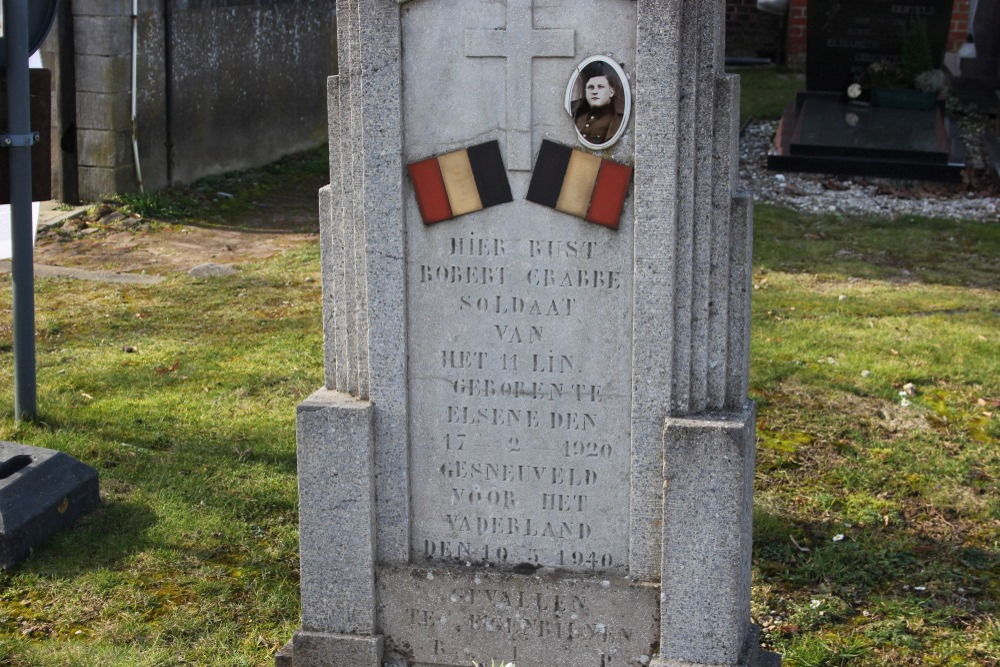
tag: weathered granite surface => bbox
[296,390,377,635]
[285,630,383,667]
[378,565,659,666]
[658,406,755,664]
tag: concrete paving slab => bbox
[37,200,90,232]
[0,259,164,285]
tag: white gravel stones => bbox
[740,120,1000,222]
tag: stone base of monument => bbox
[277,393,779,667]
[277,629,781,667]
[275,632,382,667]
[768,92,967,182]
[0,442,100,569]
[651,626,781,667]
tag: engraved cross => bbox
[465,0,575,171]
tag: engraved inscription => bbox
[408,218,631,573]
[378,568,659,666]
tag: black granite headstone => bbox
[792,95,947,160]
[987,91,1000,176]
[807,0,955,93]
[0,442,99,569]
[768,92,967,181]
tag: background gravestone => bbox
[278,1,778,665]
[771,0,967,181]
[972,0,1000,67]
[807,0,955,93]
[946,0,1000,113]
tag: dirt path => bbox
[31,161,326,276]
[33,225,318,275]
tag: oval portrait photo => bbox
[565,56,631,151]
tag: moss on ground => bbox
[750,205,999,665]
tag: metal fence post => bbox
[4,0,39,420]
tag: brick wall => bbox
[725,0,784,60]
[787,0,809,64]
[775,0,973,67]
[949,0,972,51]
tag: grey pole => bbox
[4,0,39,420]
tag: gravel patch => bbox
[740,119,1000,222]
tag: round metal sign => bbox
[0,0,60,70]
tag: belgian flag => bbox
[526,140,632,230]
[407,140,513,225]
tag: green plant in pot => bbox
[866,18,945,111]
[901,17,934,81]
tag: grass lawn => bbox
[2,198,997,666]
[0,244,321,665]
[750,205,999,665]
[729,66,804,124]
[1,113,997,664]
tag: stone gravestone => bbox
[278,1,778,665]
[770,0,967,180]
[806,0,955,93]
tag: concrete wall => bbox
[157,0,337,187]
[137,0,170,193]
[69,0,337,200]
[73,0,138,198]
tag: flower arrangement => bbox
[863,18,945,110]
[865,59,908,89]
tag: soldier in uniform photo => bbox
[572,62,626,147]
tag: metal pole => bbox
[4,0,38,420]
[56,0,79,204]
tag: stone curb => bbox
[0,259,164,285]
[37,201,91,233]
